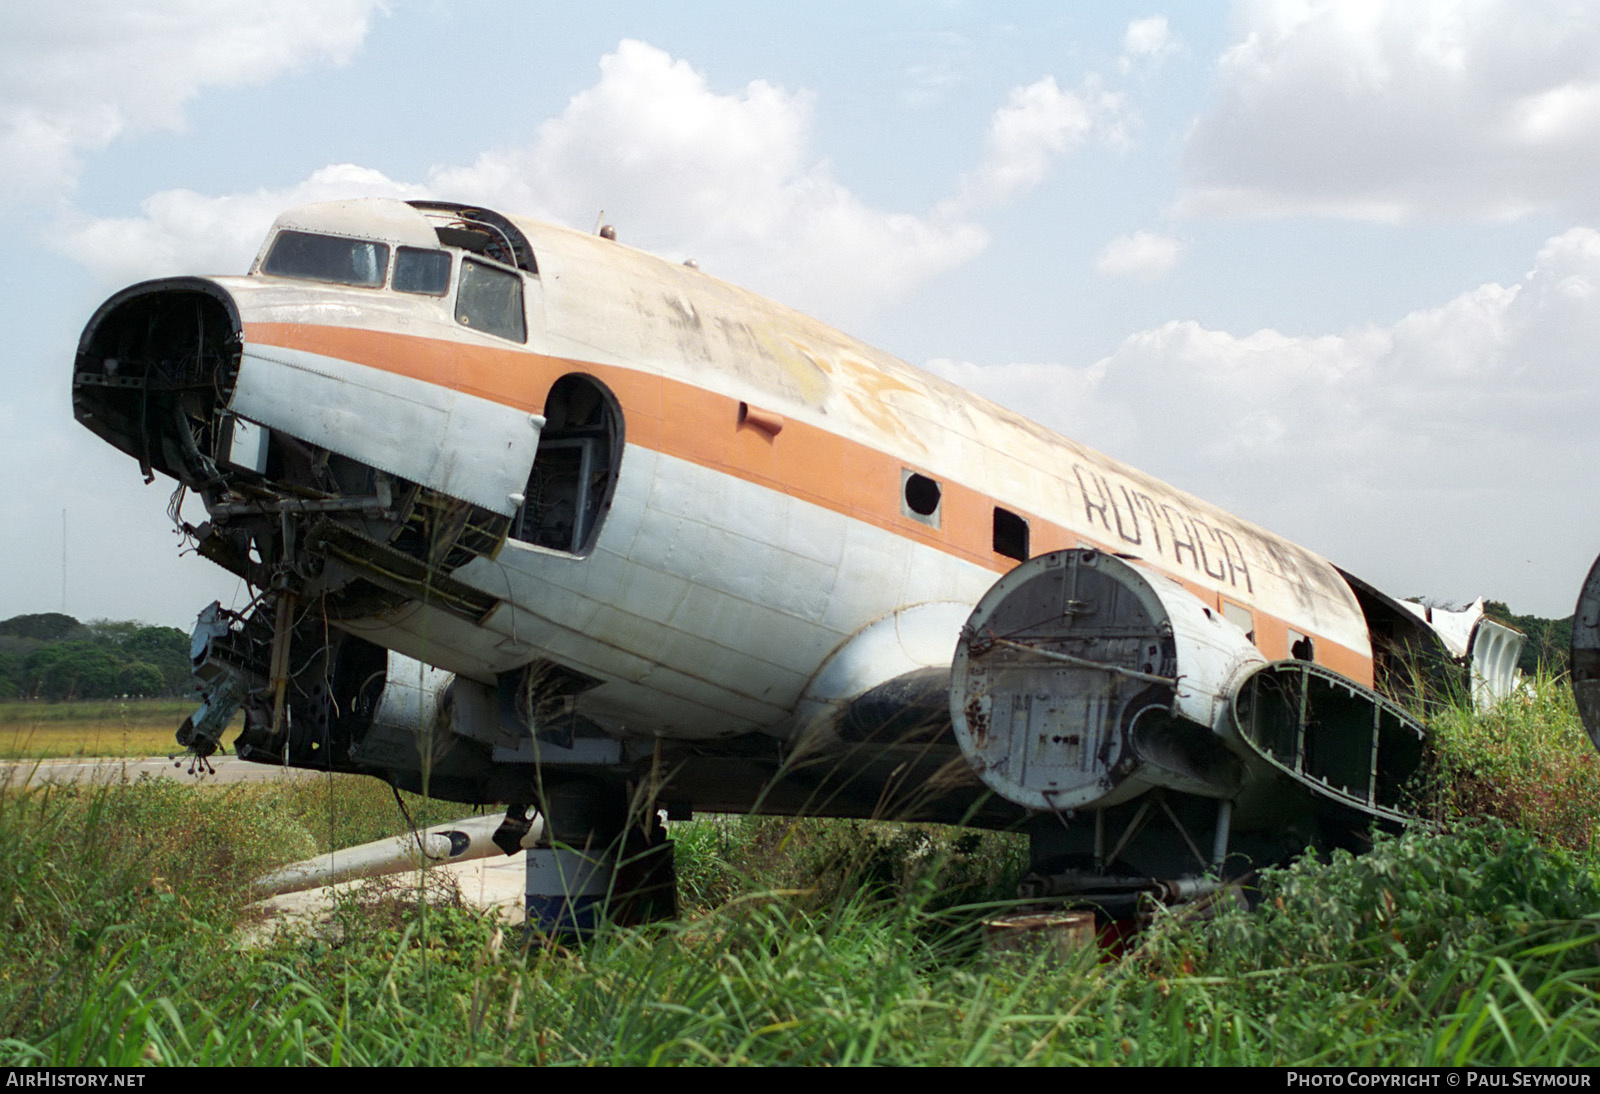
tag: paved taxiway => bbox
[0,754,320,787]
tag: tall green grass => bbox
[6,817,1596,1065]
[1,678,1598,1064]
[1427,671,1600,853]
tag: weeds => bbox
[3,680,1600,1064]
[1427,670,1600,853]
[672,814,1028,918]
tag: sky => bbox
[2,0,1597,628]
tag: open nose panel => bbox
[230,343,544,518]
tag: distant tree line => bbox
[0,614,192,700]
[1484,602,1573,677]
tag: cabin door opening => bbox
[512,374,623,555]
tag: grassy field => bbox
[0,677,1595,1065]
[0,699,240,759]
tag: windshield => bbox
[395,247,451,295]
[262,231,389,287]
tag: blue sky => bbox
[2,1,1596,626]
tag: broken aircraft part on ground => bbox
[75,197,1532,923]
[252,812,544,899]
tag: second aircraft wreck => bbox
[72,198,1525,922]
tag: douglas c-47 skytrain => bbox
[73,198,1530,923]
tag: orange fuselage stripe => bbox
[243,321,1373,683]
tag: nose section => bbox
[73,277,241,488]
[74,273,513,633]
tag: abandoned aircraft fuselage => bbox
[72,198,1522,899]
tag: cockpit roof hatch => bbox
[408,201,538,275]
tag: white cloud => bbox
[928,227,1600,613]
[428,39,992,320]
[0,1,384,203]
[1095,229,1185,280]
[60,40,1131,323]
[955,76,1125,208]
[1119,16,1180,72]
[1182,0,1600,221]
[63,164,424,284]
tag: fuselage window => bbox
[456,258,526,342]
[902,471,941,528]
[1289,630,1315,661]
[394,247,452,295]
[993,507,1029,562]
[513,375,623,556]
[262,231,389,287]
[1222,601,1255,643]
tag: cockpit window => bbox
[262,231,389,287]
[394,247,451,296]
[455,258,526,342]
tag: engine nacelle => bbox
[950,548,1265,813]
